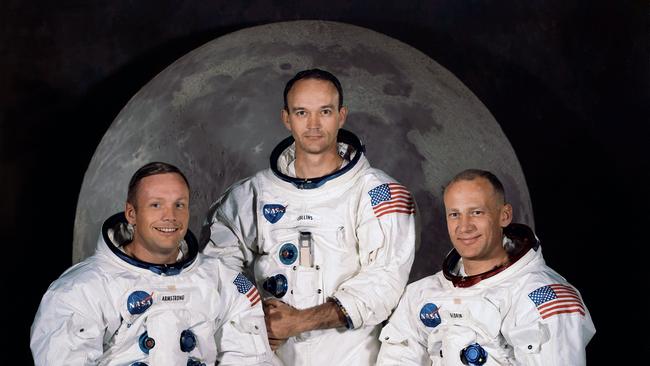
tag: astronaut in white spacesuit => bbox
[377,169,595,365]
[202,69,417,365]
[31,162,273,366]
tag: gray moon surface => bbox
[74,20,533,281]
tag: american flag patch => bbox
[233,273,261,306]
[528,284,585,319]
[368,183,415,218]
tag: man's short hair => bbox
[283,68,344,111]
[444,169,506,202]
[127,162,190,206]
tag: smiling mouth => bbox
[155,227,179,233]
[458,235,480,244]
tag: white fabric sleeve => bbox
[377,287,431,365]
[503,282,596,366]
[215,271,274,365]
[30,285,105,366]
[203,181,259,273]
[331,183,416,329]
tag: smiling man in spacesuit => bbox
[376,169,595,365]
[202,69,417,365]
[31,162,273,366]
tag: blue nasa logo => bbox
[419,303,442,328]
[127,290,154,315]
[263,204,286,224]
[279,243,298,265]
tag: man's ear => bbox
[338,106,348,128]
[500,203,513,227]
[281,108,291,131]
[125,202,137,225]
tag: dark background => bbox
[2,1,647,364]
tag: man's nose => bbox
[306,113,321,128]
[458,215,474,233]
[161,205,177,221]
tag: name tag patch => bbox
[156,292,187,304]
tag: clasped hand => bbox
[263,299,302,351]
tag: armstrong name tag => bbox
[155,292,189,305]
[160,294,186,302]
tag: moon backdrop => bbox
[73,20,533,281]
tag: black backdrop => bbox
[2,1,647,364]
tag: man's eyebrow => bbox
[468,206,485,210]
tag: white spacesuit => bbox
[377,224,595,366]
[31,212,274,366]
[203,129,417,365]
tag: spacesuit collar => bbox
[269,128,365,189]
[443,223,540,288]
[101,212,199,276]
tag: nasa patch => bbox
[279,243,298,265]
[263,204,286,224]
[419,303,442,328]
[127,290,153,315]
